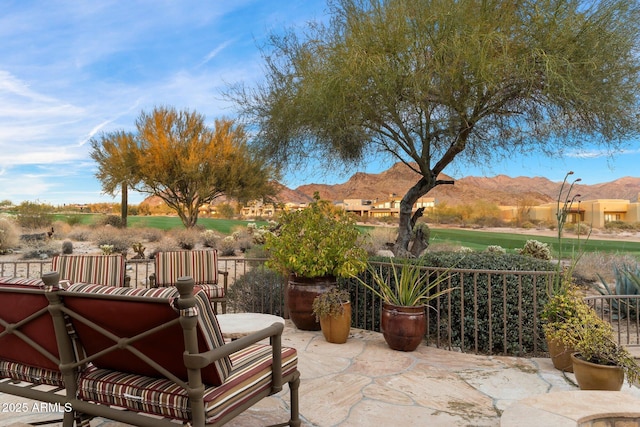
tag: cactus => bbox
[594,263,640,319]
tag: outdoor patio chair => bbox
[149,250,228,313]
[51,254,130,287]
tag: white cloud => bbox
[200,40,235,67]
[566,147,640,159]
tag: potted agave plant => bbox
[312,288,351,344]
[353,257,454,351]
[265,194,367,331]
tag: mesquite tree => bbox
[91,107,277,228]
[230,0,640,255]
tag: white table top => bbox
[216,313,285,340]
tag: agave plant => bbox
[594,263,640,319]
[353,257,455,307]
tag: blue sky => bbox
[1,1,639,206]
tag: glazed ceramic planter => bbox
[546,337,574,373]
[571,353,624,391]
[381,302,426,351]
[287,275,336,331]
[319,302,351,344]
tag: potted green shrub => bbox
[265,194,367,331]
[541,284,588,372]
[570,306,640,390]
[353,257,454,351]
[312,288,351,344]
[542,285,640,389]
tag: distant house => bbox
[343,196,435,218]
[500,197,640,228]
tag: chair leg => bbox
[289,372,301,427]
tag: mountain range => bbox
[277,162,640,206]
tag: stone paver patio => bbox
[2,322,639,426]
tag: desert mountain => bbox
[284,162,640,206]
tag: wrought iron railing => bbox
[585,294,640,350]
[9,258,639,354]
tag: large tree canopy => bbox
[91,107,277,228]
[231,0,640,255]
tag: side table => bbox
[216,313,285,340]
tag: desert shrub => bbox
[237,236,253,253]
[0,218,19,254]
[604,220,640,231]
[484,245,506,254]
[21,241,58,260]
[244,245,269,259]
[565,222,591,236]
[218,236,237,256]
[520,221,535,229]
[61,240,73,254]
[97,215,124,228]
[16,201,54,229]
[227,265,286,316]
[51,221,72,238]
[170,228,200,250]
[342,253,555,355]
[216,203,235,219]
[67,227,93,242]
[576,252,639,284]
[246,223,272,245]
[135,227,164,243]
[64,215,83,226]
[517,239,552,260]
[362,226,397,256]
[201,229,220,248]
[474,216,504,227]
[92,227,134,255]
[148,237,178,258]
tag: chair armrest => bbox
[184,322,283,369]
[217,270,228,292]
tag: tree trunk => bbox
[409,209,429,257]
[394,178,435,256]
[120,182,128,228]
[394,176,454,256]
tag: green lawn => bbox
[427,228,640,257]
[53,214,640,256]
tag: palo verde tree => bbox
[132,107,277,228]
[230,0,640,255]
[90,131,138,227]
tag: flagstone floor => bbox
[2,322,639,427]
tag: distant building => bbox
[500,198,640,228]
[343,196,435,218]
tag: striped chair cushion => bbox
[154,250,219,287]
[0,277,45,288]
[52,254,126,287]
[0,360,64,387]
[76,344,298,422]
[65,283,232,386]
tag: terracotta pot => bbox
[319,302,351,344]
[287,275,336,331]
[546,337,574,373]
[571,353,624,391]
[381,302,426,351]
